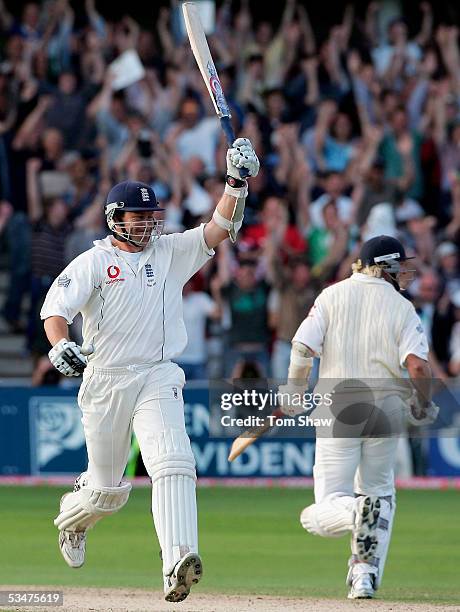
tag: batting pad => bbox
[373,495,395,587]
[54,481,132,532]
[148,429,198,576]
[300,493,355,537]
[347,494,394,588]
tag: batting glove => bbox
[49,339,92,377]
[277,382,307,417]
[227,138,260,179]
[407,390,439,427]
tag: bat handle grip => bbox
[220,116,250,180]
[220,115,235,146]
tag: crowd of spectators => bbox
[1,0,460,391]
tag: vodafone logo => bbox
[107,265,120,279]
[105,265,124,285]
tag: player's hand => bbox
[49,339,93,377]
[277,382,307,417]
[407,390,439,427]
[227,138,260,178]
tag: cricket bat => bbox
[227,409,284,462]
[182,1,249,177]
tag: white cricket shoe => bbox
[354,495,380,563]
[348,571,376,599]
[164,552,203,603]
[58,530,86,568]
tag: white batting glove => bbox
[277,383,307,417]
[227,138,260,179]
[49,339,93,377]
[407,390,439,427]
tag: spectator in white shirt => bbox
[176,275,221,380]
[166,97,220,175]
[309,171,353,229]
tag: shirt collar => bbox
[94,235,154,272]
[351,272,392,287]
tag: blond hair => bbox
[351,258,384,277]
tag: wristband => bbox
[224,181,248,198]
[226,174,246,188]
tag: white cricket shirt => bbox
[293,273,429,379]
[41,224,215,368]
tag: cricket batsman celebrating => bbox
[279,236,439,599]
[40,138,259,603]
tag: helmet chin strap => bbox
[108,211,164,247]
[111,228,144,248]
[382,270,401,291]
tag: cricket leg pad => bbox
[300,493,356,537]
[149,430,199,577]
[54,479,131,532]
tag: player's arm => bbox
[278,297,328,416]
[277,343,316,417]
[44,315,70,346]
[204,138,259,249]
[44,316,93,377]
[406,354,432,403]
[400,311,439,426]
[204,192,246,248]
[405,353,439,425]
[44,316,91,377]
[41,254,96,377]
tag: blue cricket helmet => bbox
[105,180,165,247]
[105,180,165,215]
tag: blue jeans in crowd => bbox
[225,346,271,378]
[2,212,31,325]
[176,362,208,381]
[27,274,53,351]
[271,339,292,381]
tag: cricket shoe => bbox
[58,530,86,568]
[348,574,375,599]
[353,495,380,563]
[164,552,203,603]
[347,570,376,599]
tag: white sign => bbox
[109,49,145,91]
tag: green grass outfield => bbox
[0,486,459,604]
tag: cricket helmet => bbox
[104,180,165,247]
[359,235,416,290]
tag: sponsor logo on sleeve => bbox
[58,275,71,288]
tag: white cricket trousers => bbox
[302,436,398,587]
[313,437,398,502]
[77,360,198,577]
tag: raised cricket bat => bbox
[182,1,248,177]
[227,409,284,462]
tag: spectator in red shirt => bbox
[242,195,306,258]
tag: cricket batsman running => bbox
[279,235,439,599]
[40,139,259,602]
